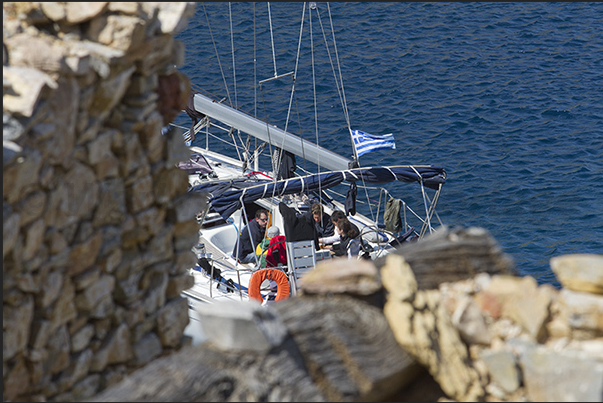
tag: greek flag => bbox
[351,130,396,157]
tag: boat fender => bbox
[248,268,290,302]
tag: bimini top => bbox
[189,165,446,219]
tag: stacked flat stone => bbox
[3,3,200,401]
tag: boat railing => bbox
[203,257,252,301]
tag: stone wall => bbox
[3,3,201,401]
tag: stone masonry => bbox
[3,3,201,401]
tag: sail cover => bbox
[189,165,446,219]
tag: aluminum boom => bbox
[193,93,351,171]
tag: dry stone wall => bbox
[3,3,201,401]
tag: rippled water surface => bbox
[176,3,603,287]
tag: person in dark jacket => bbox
[300,203,335,239]
[233,209,268,263]
[279,202,320,250]
[333,217,361,258]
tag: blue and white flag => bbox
[351,130,396,157]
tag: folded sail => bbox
[190,165,446,219]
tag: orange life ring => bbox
[248,268,290,302]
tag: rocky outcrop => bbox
[3,3,199,401]
[87,227,603,402]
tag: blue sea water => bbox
[175,2,603,287]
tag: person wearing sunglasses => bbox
[233,208,269,264]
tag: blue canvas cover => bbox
[189,165,446,219]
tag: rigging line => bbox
[326,3,358,165]
[195,122,242,149]
[247,2,258,172]
[253,2,257,119]
[256,76,277,191]
[256,52,286,185]
[280,3,306,164]
[316,6,346,131]
[186,117,210,144]
[324,3,375,223]
[202,3,232,107]
[285,3,308,176]
[257,4,296,202]
[293,107,308,174]
[267,2,278,77]
[190,115,246,162]
[270,2,308,188]
[309,3,323,204]
[228,3,252,168]
[241,136,251,174]
[255,142,267,171]
[229,2,238,109]
[402,200,409,232]
[234,125,248,163]
[327,3,351,130]
[228,127,245,163]
[258,82,276,172]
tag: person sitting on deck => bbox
[233,208,268,264]
[256,226,287,268]
[333,217,362,259]
[265,226,287,268]
[299,203,335,240]
[319,210,360,248]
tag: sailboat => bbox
[174,2,446,322]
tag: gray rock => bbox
[480,349,520,394]
[560,289,603,334]
[300,257,381,296]
[194,300,288,353]
[3,140,22,166]
[451,296,492,345]
[3,66,57,117]
[520,345,603,402]
[65,2,108,25]
[131,332,162,367]
[551,254,603,295]
[3,113,25,142]
[383,226,515,290]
